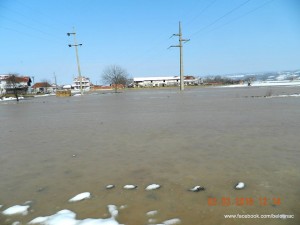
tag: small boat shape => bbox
[145,184,161,190]
[106,184,115,189]
[235,182,245,190]
[188,186,205,192]
[123,185,138,190]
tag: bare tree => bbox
[102,65,129,92]
[5,74,21,101]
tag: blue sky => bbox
[0,0,299,85]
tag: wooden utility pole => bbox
[169,21,190,91]
[67,28,83,95]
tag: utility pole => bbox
[169,21,190,91]
[54,72,57,90]
[67,28,83,95]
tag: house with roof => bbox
[0,74,31,95]
[32,82,56,93]
[72,76,91,92]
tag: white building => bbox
[72,76,92,91]
[0,75,10,94]
[0,74,31,95]
[133,76,201,88]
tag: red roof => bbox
[32,82,51,88]
[4,76,30,83]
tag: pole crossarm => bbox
[168,21,190,91]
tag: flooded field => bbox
[0,86,300,225]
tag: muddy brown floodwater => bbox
[0,86,300,225]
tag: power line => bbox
[0,14,65,44]
[183,0,218,28]
[190,0,252,37]
[206,0,275,34]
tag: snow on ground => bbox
[266,94,300,98]
[221,80,300,88]
[28,206,121,225]
[34,94,51,98]
[0,96,24,101]
[1,197,182,225]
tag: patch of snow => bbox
[34,94,51,98]
[0,96,24,101]
[108,205,118,218]
[276,75,287,81]
[68,192,91,202]
[221,80,300,88]
[2,205,30,216]
[28,206,121,225]
[266,94,300,98]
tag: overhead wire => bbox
[205,0,276,35]
[0,15,66,44]
[189,0,252,37]
[129,1,219,72]
[183,0,218,28]
[0,1,70,44]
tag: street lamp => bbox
[67,30,83,95]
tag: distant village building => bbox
[133,76,201,88]
[32,82,56,93]
[72,77,91,91]
[0,74,31,95]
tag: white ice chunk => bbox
[0,205,2,209]
[28,216,49,224]
[188,186,205,192]
[28,208,121,225]
[12,222,21,225]
[145,184,161,190]
[235,182,245,190]
[29,209,77,225]
[123,185,137,190]
[163,218,181,225]
[119,205,127,210]
[148,218,157,223]
[106,185,115,189]
[68,192,91,202]
[2,205,30,216]
[146,210,158,216]
[107,205,118,218]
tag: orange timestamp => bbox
[208,197,281,206]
